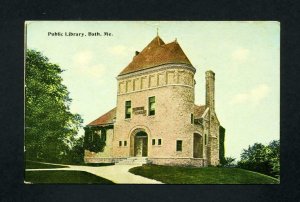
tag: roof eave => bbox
[117,63,196,78]
[87,122,114,127]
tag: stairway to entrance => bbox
[115,157,149,165]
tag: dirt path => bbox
[26,163,163,184]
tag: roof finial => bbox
[157,28,161,45]
[175,38,177,43]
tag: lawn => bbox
[129,164,279,184]
[25,161,68,169]
[25,160,114,168]
[25,170,115,184]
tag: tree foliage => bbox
[237,140,280,178]
[25,49,83,162]
[221,157,236,167]
[84,127,107,153]
[219,126,226,165]
[64,136,85,164]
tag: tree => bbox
[267,140,280,178]
[64,136,85,164]
[219,126,226,165]
[25,49,83,162]
[222,157,236,167]
[237,140,280,178]
[83,126,106,153]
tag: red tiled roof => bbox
[194,104,206,119]
[119,36,192,76]
[88,107,116,126]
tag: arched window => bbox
[205,134,207,145]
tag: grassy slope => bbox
[25,161,68,169]
[25,160,114,168]
[25,170,115,184]
[129,165,279,184]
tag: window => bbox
[125,100,131,118]
[191,113,194,124]
[124,141,127,146]
[148,96,155,116]
[205,134,207,145]
[176,140,182,151]
[158,139,162,145]
[119,141,122,146]
[152,139,155,145]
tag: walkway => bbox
[26,163,163,184]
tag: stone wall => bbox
[118,64,195,95]
[149,157,207,167]
[113,64,196,159]
[84,66,221,167]
[205,70,220,166]
[209,112,220,166]
[84,157,127,164]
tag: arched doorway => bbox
[130,131,148,157]
[193,133,203,158]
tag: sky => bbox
[26,21,280,160]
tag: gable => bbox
[194,104,206,119]
[210,110,220,125]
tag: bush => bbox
[220,157,236,167]
[237,140,279,178]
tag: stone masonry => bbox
[84,35,221,167]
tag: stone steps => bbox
[116,157,149,165]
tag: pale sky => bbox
[26,21,280,160]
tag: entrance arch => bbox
[193,133,203,158]
[130,129,148,157]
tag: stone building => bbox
[84,35,221,166]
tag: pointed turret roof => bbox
[119,36,192,76]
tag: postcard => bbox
[24,21,280,184]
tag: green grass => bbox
[25,170,115,184]
[25,160,114,168]
[25,161,68,169]
[129,164,279,184]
